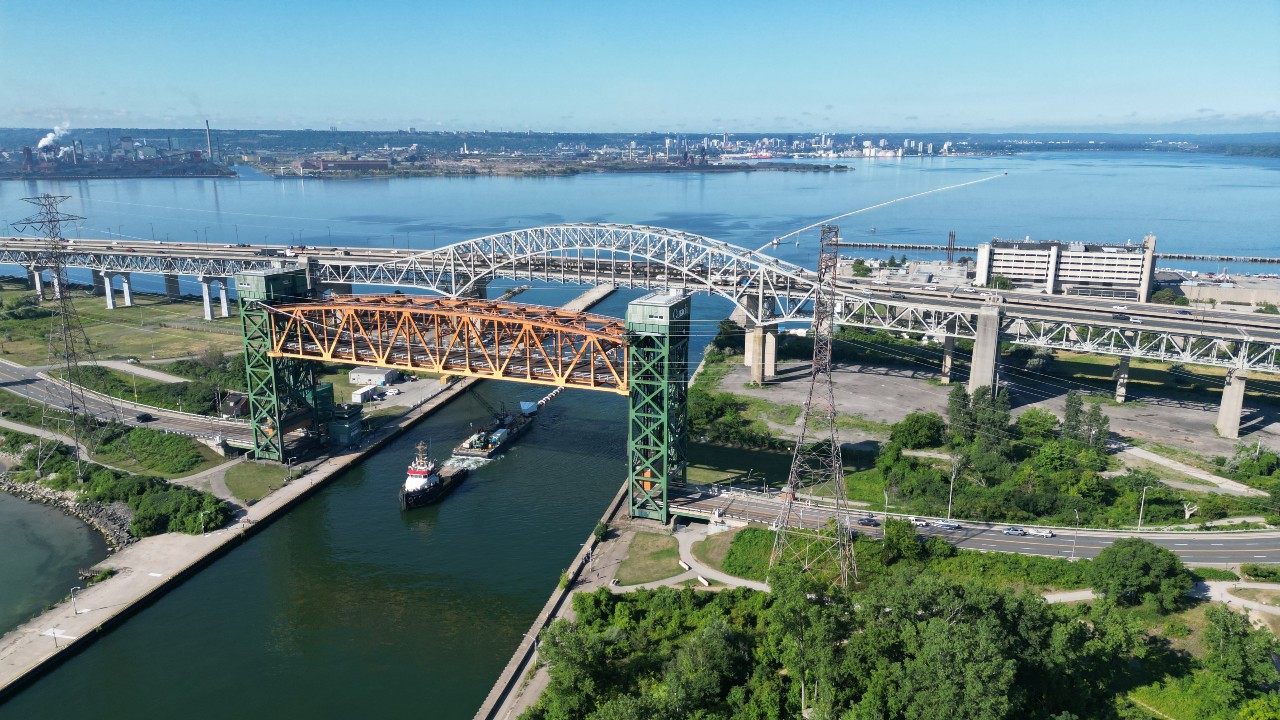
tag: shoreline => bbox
[0,477,134,551]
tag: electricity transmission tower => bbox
[770,224,857,586]
[12,194,117,481]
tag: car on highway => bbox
[1112,305,1129,310]
[1129,316,1144,324]
[907,516,929,527]
[1175,309,1192,315]
[909,286,923,291]
[135,412,153,422]
[923,285,938,291]
[890,292,906,299]
[856,516,880,527]
[960,287,977,293]
[871,279,888,285]
[934,520,961,530]
[1112,312,1128,320]
[979,291,992,297]
[1002,527,1027,536]
[1028,528,1055,538]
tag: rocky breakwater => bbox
[0,474,134,551]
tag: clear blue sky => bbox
[2,0,1277,133]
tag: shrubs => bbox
[721,527,774,581]
[1240,563,1280,582]
[97,426,206,475]
[889,412,945,449]
[1086,538,1191,611]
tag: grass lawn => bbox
[0,281,243,365]
[1049,350,1280,406]
[691,526,744,572]
[615,532,683,585]
[225,460,295,503]
[93,442,225,479]
[1229,587,1280,608]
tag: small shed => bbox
[351,386,380,404]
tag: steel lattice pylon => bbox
[770,225,857,586]
[12,194,119,481]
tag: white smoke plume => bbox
[36,123,71,149]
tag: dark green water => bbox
[0,494,107,633]
[0,287,728,719]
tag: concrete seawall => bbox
[0,283,619,702]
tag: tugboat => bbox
[399,441,468,511]
[453,388,562,459]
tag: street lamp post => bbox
[71,586,81,615]
[199,510,208,534]
[149,223,155,241]
[1071,509,1080,560]
[1137,486,1153,529]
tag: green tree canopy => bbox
[890,412,946,449]
[1085,538,1191,611]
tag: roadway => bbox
[0,360,251,444]
[670,485,1280,565]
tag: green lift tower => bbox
[235,268,328,461]
[625,292,690,523]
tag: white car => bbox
[1027,528,1055,538]
[385,388,402,396]
[1129,317,1143,324]
[934,520,961,530]
[924,285,938,291]
[871,280,888,285]
[961,287,977,293]
[979,291,992,297]
[1112,305,1129,310]
[909,286,924,291]
[907,516,929,527]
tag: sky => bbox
[1,0,1278,133]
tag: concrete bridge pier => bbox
[967,305,1002,393]
[1114,356,1131,403]
[744,325,778,384]
[50,274,63,300]
[218,280,230,318]
[101,271,115,310]
[1216,368,1248,439]
[458,277,489,300]
[119,273,133,308]
[940,335,956,384]
[199,276,214,321]
[163,274,181,300]
[27,268,44,299]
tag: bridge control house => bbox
[973,234,1156,300]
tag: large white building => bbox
[973,234,1156,300]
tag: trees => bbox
[1202,604,1280,704]
[1017,408,1059,443]
[1062,391,1084,441]
[946,385,974,445]
[890,412,945,449]
[1085,538,1191,611]
[1150,287,1180,304]
[1082,403,1110,450]
[881,518,923,564]
[987,274,1014,290]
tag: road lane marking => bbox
[1175,543,1188,546]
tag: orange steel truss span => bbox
[264,294,629,394]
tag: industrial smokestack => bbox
[205,120,213,160]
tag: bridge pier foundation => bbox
[120,273,133,307]
[967,305,1001,393]
[199,277,214,321]
[1114,356,1131,403]
[101,271,115,310]
[27,268,44,299]
[1216,368,1248,439]
[219,281,231,318]
[163,274,181,300]
[940,335,956,384]
[744,325,777,384]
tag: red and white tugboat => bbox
[399,441,468,511]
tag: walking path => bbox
[0,417,132,474]
[167,457,244,505]
[1116,444,1266,497]
[1197,580,1280,616]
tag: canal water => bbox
[0,152,1277,716]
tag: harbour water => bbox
[0,151,1276,716]
[0,493,107,635]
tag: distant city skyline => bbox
[2,0,1277,134]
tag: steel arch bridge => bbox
[311,222,979,332]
